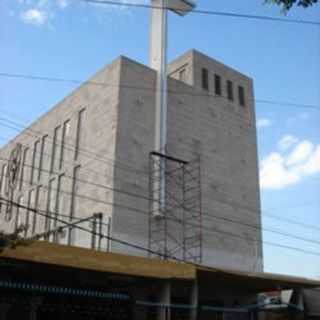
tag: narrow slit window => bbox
[46,178,55,240]
[28,189,36,235]
[0,164,7,213]
[214,74,221,96]
[19,148,29,190]
[31,140,40,184]
[227,80,234,101]
[51,125,61,174]
[60,120,70,169]
[69,165,80,245]
[75,109,85,161]
[38,135,47,181]
[201,68,209,91]
[238,86,246,107]
[53,174,64,242]
[15,195,24,231]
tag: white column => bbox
[157,281,171,320]
[150,0,168,216]
[190,279,198,320]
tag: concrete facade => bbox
[0,50,263,272]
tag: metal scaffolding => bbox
[148,151,202,263]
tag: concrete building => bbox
[0,49,262,272]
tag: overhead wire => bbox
[1,164,320,255]
[0,111,319,233]
[0,117,150,183]
[1,196,320,258]
[1,72,320,112]
[0,196,185,263]
[0,127,319,241]
[84,0,320,26]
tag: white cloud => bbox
[260,153,300,190]
[257,118,272,129]
[286,140,314,166]
[20,8,48,25]
[260,138,320,190]
[300,146,320,175]
[278,135,299,151]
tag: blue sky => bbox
[1,0,320,279]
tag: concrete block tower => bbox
[0,50,262,272]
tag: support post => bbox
[29,297,42,320]
[190,279,198,320]
[107,217,111,252]
[157,281,171,320]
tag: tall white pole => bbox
[150,0,168,216]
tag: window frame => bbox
[227,80,234,101]
[201,68,209,91]
[214,74,222,96]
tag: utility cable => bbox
[1,72,319,111]
[2,196,320,258]
[84,0,320,26]
[1,155,320,247]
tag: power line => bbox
[0,72,319,111]
[0,116,150,181]
[1,124,319,239]
[0,197,186,263]
[1,114,319,233]
[1,166,320,256]
[84,0,320,26]
[1,113,319,231]
[2,196,320,258]
[1,153,320,247]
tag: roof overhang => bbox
[1,242,319,293]
[197,266,320,293]
[0,242,195,280]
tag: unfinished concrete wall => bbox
[0,57,122,250]
[0,50,262,272]
[111,57,157,254]
[112,51,262,272]
[167,50,262,271]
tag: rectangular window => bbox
[75,109,85,161]
[227,80,234,101]
[60,120,70,170]
[0,164,7,195]
[19,148,29,191]
[69,165,80,245]
[27,189,36,236]
[45,178,55,240]
[0,164,7,213]
[238,86,246,107]
[30,140,40,185]
[214,74,221,96]
[38,135,47,181]
[15,195,24,231]
[31,186,42,234]
[201,68,209,91]
[53,174,64,242]
[51,125,61,174]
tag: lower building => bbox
[0,242,318,320]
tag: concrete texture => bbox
[0,50,263,272]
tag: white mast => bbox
[150,0,196,216]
